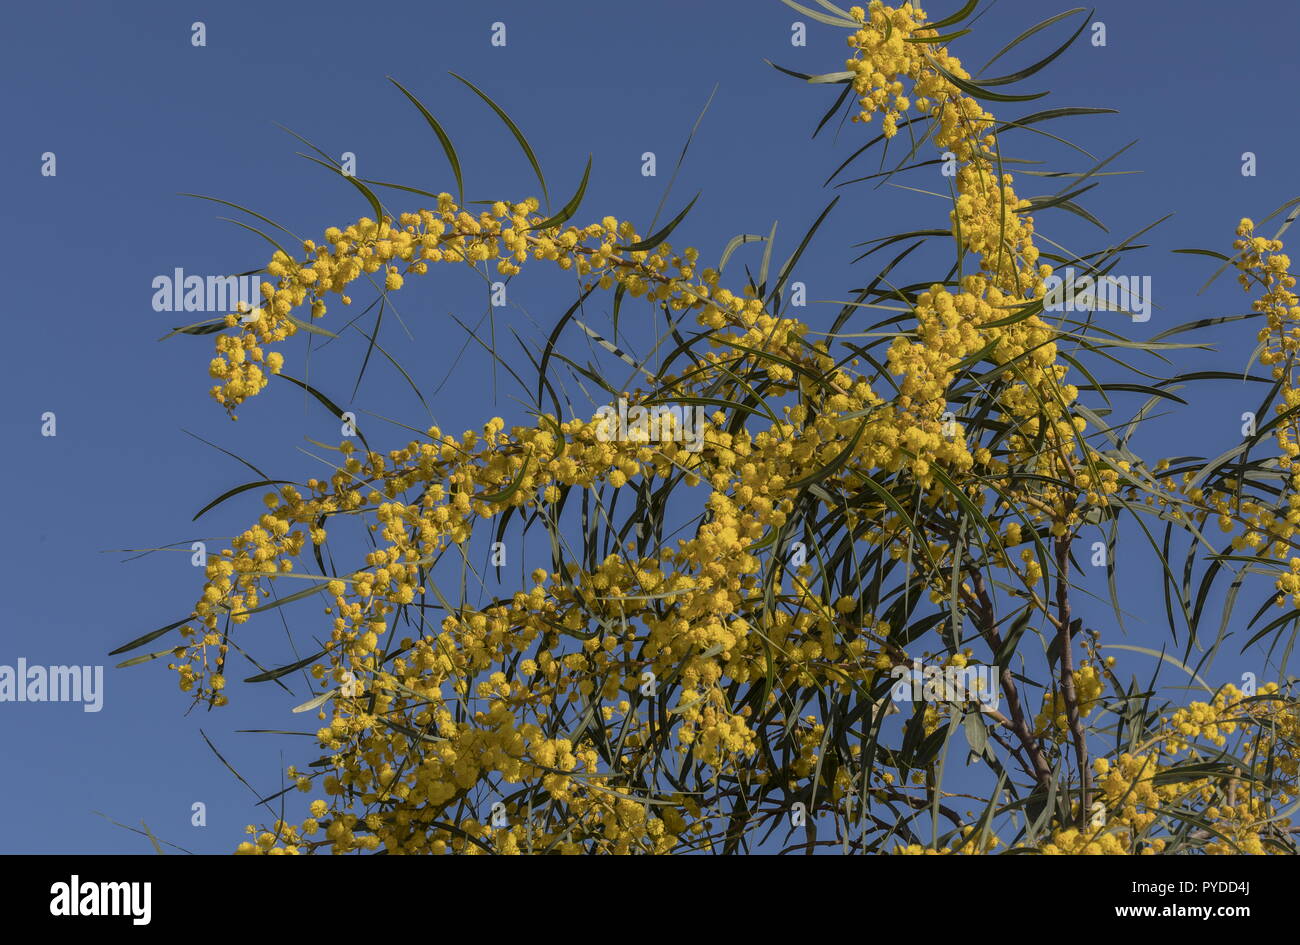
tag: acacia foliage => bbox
[117,2,1300,854]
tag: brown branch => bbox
[963,568,1054,794]
[1054,536,1092,827]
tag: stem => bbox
[1054,536,1092,826]
[964,568,1054,794]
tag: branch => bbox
[1054,535,1092,827]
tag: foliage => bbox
[117,1,1300,854]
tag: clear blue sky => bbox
[2,0,1297,853]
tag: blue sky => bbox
[2,0,1298,853]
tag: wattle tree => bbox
[117,1,1300,854]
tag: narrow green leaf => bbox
[244,647,330,683]
[109,618,190,657]
[388,76,464,205]
[904,29,971,44]
[115,647,182,669]
[924,49,1049,102]
[192,479,297,522]
[621,193,700,252]
[778,0,858,27]
[299,154,387,224]
[926,0,980,30]
[292,689,337,713]
[530,155,592,231]
[276,374,370,452]
[450,72,549,208]
[976,9,1089,86]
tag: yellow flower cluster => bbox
[160,3,1300,854]
[1166,222,1300,611]
[1033,661,1103,737]
[1037,684,1297,854]
[840,3,1096,529]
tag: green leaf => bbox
[963,707,990,758]
[925,0,980,30]
[228,581,329,618]
[192,479,298,522]
[806,70,855,83]
[299,154,387,224]
[904,29,971,45]
[292,689,338,713]
[1099,644,1214,694]
[177,193,302,244]
[770,196,838,308]
[994,106,1117,136]
[244,647,330,684]
[719,233,766,272]
[115,648,182,669]
[621,193,701,252]
[530,155,592,231]
[450,72,549,209]
[158,317,228,340]
[388,76,465,205]
[285,312,337,338]
[995,609,1033,669]
[923,49,1049,102]
[778,0,859,27]
[976,8,1090,85]
[109,617,190,657]
[276,374,370,453]
[1172,248,1230,262]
